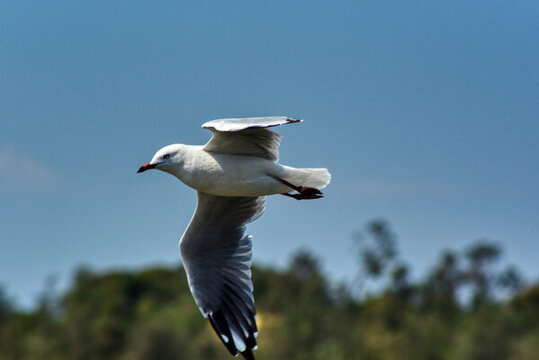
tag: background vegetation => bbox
[1,220,538,360]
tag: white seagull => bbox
[137,117,331,359]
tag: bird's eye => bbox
[163,154,171,160]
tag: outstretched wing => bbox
[179,192,266,359]
[202,116,302,162]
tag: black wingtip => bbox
[287,117,303,124]
[241,348,255,360]
[208,307,258,359]
[209,311,238,357]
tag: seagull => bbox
[137,117,331,359]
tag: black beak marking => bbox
[137,163,156,173]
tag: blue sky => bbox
[1,1,538,307]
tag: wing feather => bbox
[202,116,301,161]
[179,192,265,358]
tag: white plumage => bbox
[137,117,331,359]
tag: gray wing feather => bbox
[179,192,265,357]
[202,116,301,132]
[202,116,301,161]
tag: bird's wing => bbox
[202,116,302,162]
[179,191,266,360]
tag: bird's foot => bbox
[282,192,324,200]
[278,178,324,200]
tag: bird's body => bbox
[155,144,329,197]
[158,144,288,196]
[138,117,331,360]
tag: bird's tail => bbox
[282,166,331,190]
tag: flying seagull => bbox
[137,117,331,359]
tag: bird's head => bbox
[137,144,183,175]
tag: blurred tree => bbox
[463,240,501,306]
[0,223,537,360]
[420,250,462,316]
[0,288,12,324]
[354,219,401,297]
[497,265,523,295]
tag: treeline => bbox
[0,220,538,360]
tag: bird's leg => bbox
[279,178,323,195]
[278,178,324,200]
[282,192,323,200]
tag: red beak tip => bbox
[137,163,151,173]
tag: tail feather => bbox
[282,166,331,190]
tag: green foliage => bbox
[0,222,537,360]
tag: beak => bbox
[137,163,156,173]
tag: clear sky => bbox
[1,1,538,308]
